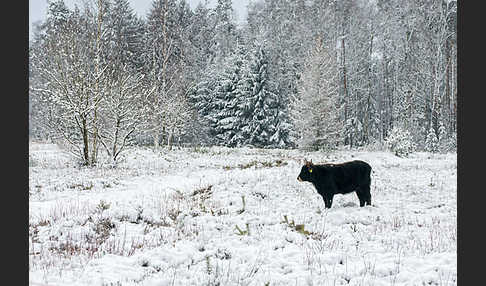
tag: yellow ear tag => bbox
[309,168,313,173]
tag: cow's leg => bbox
[356,190,366,207]
[357,184,371,207]
[362,183,372,206]
[322,195,329,209]
[327,194,334,208]
[321,194,332,209]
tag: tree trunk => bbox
[167,128,174,151]
[364,33,374,144]
[445,38,451,134]
[154,132,159,149]
[112,117,121,162]
[91,0,105,166]
[82,118,90,166]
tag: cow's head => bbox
[297,159,314,182]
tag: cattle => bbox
[297,159,372,208]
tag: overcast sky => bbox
[29,0,250,39]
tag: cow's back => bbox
[327,160,371,193]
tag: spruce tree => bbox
[240,43,279,148]
[211,45,247,146]
[438,122,449,153]
[425,127,439,153]
[104,0,144,71]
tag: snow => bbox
[29,142,456,285]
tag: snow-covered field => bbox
[29,142,456,286]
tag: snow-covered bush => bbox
[385,126,415,157]
[425,127,439,153]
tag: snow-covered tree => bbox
[97,65,153,162]
[190,44,247,147]
[385,126,415,157]
[215,45,248,146]
[211,0,237,65]
[239,43,279,148]
[269,95,293,148]
[291,37,341,150]
[185,1,215,80]
[141,0,189,149]
[30,1,109,166]
[425,127,439,153]
[104,0,144,71]
[30,0,152,164]
[437,121,448,153]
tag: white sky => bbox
[29,0,249,39]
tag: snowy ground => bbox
[29,142,457,286]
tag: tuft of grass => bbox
[235,223,250,236]
[236,195,246,214]
[96,200,111,212]
[69,181,94,190]
[281,215,315,237]
[192,146,209,154]
[191,185,213,197]
[205,255,212,275]
[93,217,116,243]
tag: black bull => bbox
[297,160,372,208]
